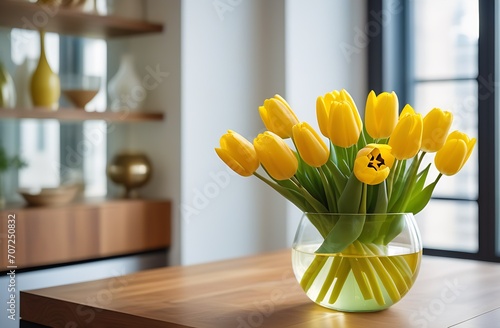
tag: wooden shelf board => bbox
[0,1,164,38]
[0,108,164,122]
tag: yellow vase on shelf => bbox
[31,29,60,110]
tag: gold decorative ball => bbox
[107,152,152,198]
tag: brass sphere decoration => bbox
[107,151,152,198]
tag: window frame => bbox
[368,0,499,262]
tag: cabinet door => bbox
[0,200,171,270]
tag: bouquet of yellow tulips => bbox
[215,89,476,310]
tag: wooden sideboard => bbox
[1,198,171,270]
[20,249,500,327]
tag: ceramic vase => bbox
[108,54,144,112]
[0,60,17,109]
[30,29,60,110]
[292,212,422,312]
[107,151,152,198]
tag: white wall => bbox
[284,0,367,240]
[178,0,367,265]
[107,0,183,265]
[122,0,367,265]
[180,0,288,265]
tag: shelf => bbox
[0,108,164,122]
[0,1,164,38]
[0,198,171,270]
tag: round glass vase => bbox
[292,213,422,312]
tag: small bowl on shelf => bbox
[60,74,101,110]
[18,184,80,207]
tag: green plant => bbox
[0,146,27,172]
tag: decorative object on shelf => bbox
[215,89,476,312]
[108,54,144,112]
[60,74,101,109]
[30,29,60,110]
[107,151,152,198]
[0,146,27,208]
[0,60,17,109]
[14,57,36,108]
[18,183,80,207]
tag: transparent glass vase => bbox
[292,213,422,312]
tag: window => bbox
[371,0,497,261]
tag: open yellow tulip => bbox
[365,90,399,139]
[292,122,329,167]
[259,95,299,139]
[354,144,395,185]
[254,131,298,180]
[435,131,476,176]
[215,130,259,177]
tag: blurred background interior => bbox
[0,0,496,326]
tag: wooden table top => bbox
[21,250,500,328]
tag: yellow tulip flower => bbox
[316,89,362,147]
[215,130,259,177]
[421,108,453,153]
[254,131,298,180]
[292,122,329,167]
[399,103,415,118]
[388,108,423,160]
[258,95,299,139]
[354,144,395,185]
[365,90,399,139]
[434,131,476,176]
[329,100,363,148]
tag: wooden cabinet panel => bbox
[0,199,170,270]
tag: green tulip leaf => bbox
[383,214,406,245]
[338,172,363,213]
[412,163,431,198]
[316,214,366,254]
[406,181,438,215]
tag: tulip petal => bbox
[316,96,330,138]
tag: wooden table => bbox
[20,250,500,327]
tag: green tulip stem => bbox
[434,173,443,185]
[300,255,329,292]
[399,152,426,211]
[318,166,338,212]
[343,147,350,169]
[360,129,368,147]
[387,159,401,201]
[253,172,310,213]
[290,176,329,213]
[390,151,426,213]
[359,183,367,214]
